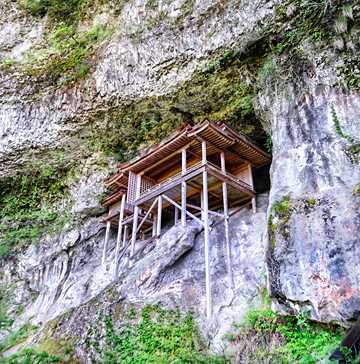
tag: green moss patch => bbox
[0,164,75,259]
[23,22,112,87]
[353,184,360,196]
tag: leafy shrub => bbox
[20,0,84,22]
[228,308,345,364]
[0,348,61,364]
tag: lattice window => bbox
[140,175,154,195]
[127,171,137,204]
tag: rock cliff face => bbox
[266,87,360,324]
[2,194,268,359]
[0,0,359,361]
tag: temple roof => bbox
[118,121,270,174]
[104,120,271,200]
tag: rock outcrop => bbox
[266,87,360,324]
[2,193,268,358]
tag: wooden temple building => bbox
[102,120,271,318]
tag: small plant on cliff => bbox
[353,184,360,196]
[272,196,291,218]
[227,308,344,363]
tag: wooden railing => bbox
[138,161,253,202]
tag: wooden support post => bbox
[152,214,157,237]
[113,194,126,277]
[131,174,141,257]
[248,163,256,213]
[157,195,162,237]
[202,140,207,165]
[174,207,179,225]
[162,194,203,225]
[200,189,204,220]
[102,220,111,265]
[223,185,233,288]
[181,148,187,227]
[220,151,226,173]
[221,153,234,288]
[122,225,128,248]
[202,168,211,319]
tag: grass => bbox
[87,305,229,363]
[227,308,345,363]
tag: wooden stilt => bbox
[181,148,187,227]
[181,182,187,226]
[152,214,157,237]
[202,140,211,319]
[162,194,203,225]
[102,220,111,265]
[222,186,233,287]
[200,189,204,220]
[131,174,141,257]
[122,225,128,248]
[174,207,179,225]
[221,152,234,288]
[157,195,162,236]
[248,163,256,213]
[203,169,211,319]
[113,194,126,277]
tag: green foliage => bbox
[24,22,111,86]
[19,0,85,22]
[272,196,291,217]
[0,59,16,71]
[306,197,317,206]
[229,308,344,363]
[88,305,228,363]
[353,184,360,196]
[256,56,276,90]
[0,285,15,331]
[0,324,38,353]
[265,133,272,153]
[337,53,360,91]
[269,196,292,249]
[0,165,72,259]
[0,348,61,364]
